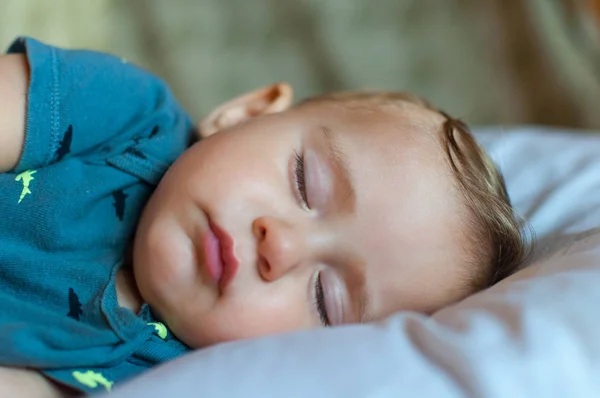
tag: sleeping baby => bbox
[0,37,528,395]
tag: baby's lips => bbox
[202,226,223,283]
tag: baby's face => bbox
[134,97,470,347]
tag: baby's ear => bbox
[198,83,293,139]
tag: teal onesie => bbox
[0,37,194,394]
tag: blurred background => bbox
[2,0,600,128]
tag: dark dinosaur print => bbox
[149,125,159,138]
[112,189,128,221]
[125,147,147,160]
[67,288,83,321]
[55,125,73,162]
[133,125,159,145]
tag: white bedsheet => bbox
[107,126,600,398]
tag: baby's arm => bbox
[0,54,71,395]
[0,54,28,172]
[0,366,67,397]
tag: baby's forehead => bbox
[292,96,452,183]
[309,100,445,153]
[313,98,462,223]
[320,112,467,316]
[302,95,445,137]
[301,99,456,200]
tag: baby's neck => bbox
[115,267,143,314]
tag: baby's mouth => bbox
[202,219,239,293]
[202,225,223,282]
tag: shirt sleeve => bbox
[6,37,194,173]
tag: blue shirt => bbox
[0,37,194,394]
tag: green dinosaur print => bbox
[72,370,113,391]
[15,170,37,203]
[148,322,168,339]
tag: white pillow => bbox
[107,126,600,398]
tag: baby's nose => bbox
[252,216,306,281]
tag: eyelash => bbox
[314,272,330,327]
[293,151,310,209]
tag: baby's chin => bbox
[132,238,186,311]
[151,305,236,349]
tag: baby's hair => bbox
[301,91,531,290]
[437,111,532,288]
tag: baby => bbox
[0,37,527,395]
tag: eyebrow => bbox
[346,259,372,323]
[357,283,372,323]
[321,126,356,211]
[320,126,371,322]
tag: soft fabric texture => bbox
[107,126,600,398]
[0,37,193,393]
